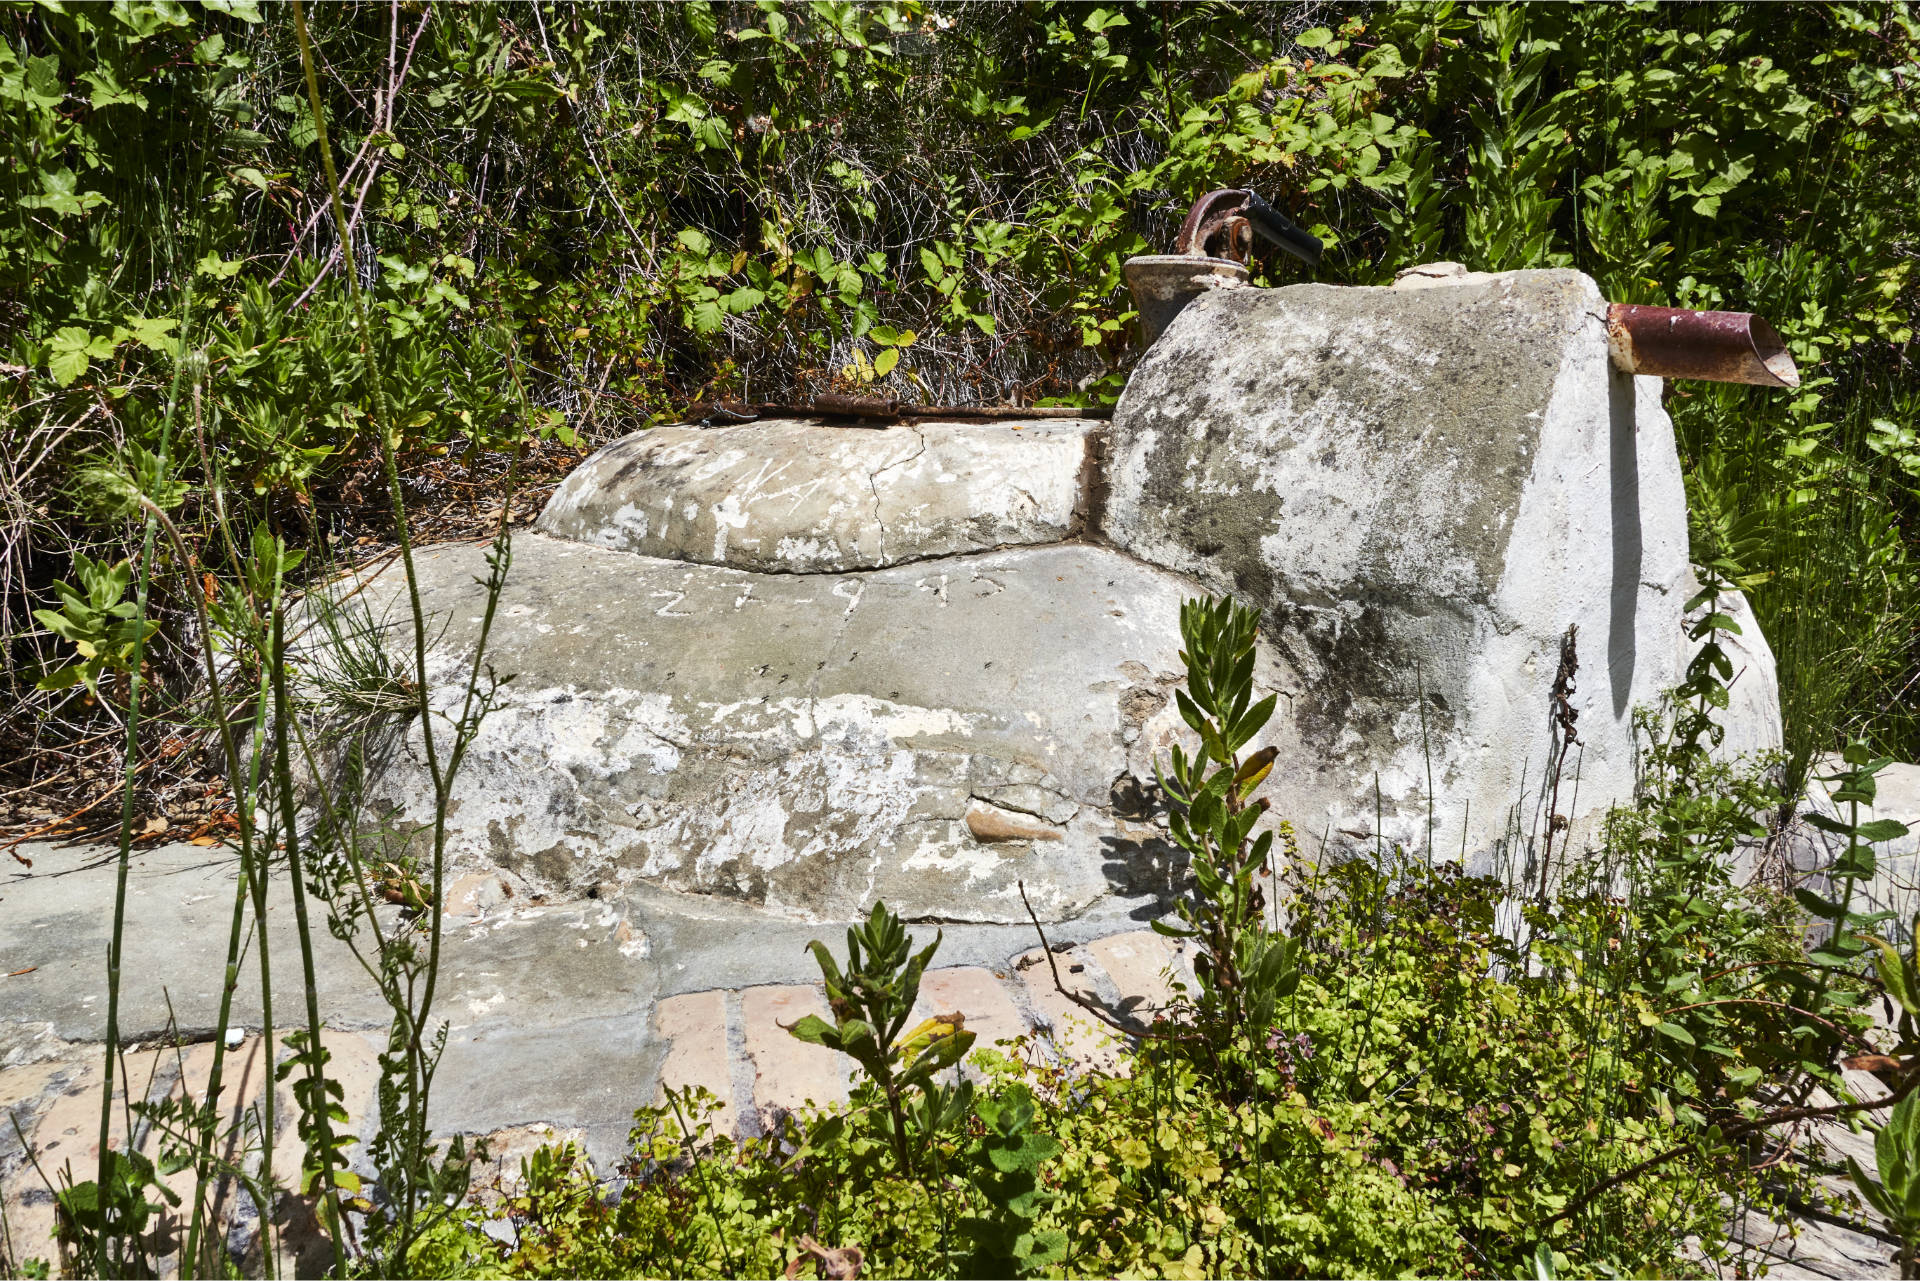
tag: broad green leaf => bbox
[196,251,245,279]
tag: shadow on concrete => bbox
[1607,367,1644,718]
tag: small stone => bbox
[965,804,1065,844]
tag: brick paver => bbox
[1086,930,1184,1021]
[1013,948,1126,1074]
[740,985,849,1116]
[652,990,734,1138]
[912,966,1030,1052]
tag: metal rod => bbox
[1606,304,1800,388]
[702,397,1111,426]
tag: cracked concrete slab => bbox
[341,534,1290,924]
[536,416,1100,574]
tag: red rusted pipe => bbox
[1606,304,1800,388]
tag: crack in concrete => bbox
[863,426,928,559]
[518,528,1195,601]
[967,790,1072,826]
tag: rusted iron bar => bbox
[701,396,1110,426]
[1605,304,1800,388]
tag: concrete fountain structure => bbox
[348,264,1783,926]
[0,264,1839,1252]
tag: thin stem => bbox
[94,281,191,1280]
[270,597,347,1278]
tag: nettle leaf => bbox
[19,166,110,217]
[288,102,317,150]
[688,297,726,335]
[22,54,63,111]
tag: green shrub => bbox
[416,587,1887,1279]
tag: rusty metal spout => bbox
[1605,304,1800,388]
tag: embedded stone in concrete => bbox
[741,986,849,1116]
[349,533,1286,925]
[6,1050,169,1272]
[912,966,1029,1052]
[1104,268,1701,866]
[442,871,512,920]
[536,417,1100,574]
[653,990,734,1137]
[25,1050,165,1169]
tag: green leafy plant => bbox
[1849,1091,1920,1279]
[789,900,978,1178]
[1153,596,1301,1050]
[50,1150,178,1276]
[960,1084,1066,1278]
[31,553,157,697]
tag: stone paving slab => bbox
[10,833,1899,1275]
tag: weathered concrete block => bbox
[352,534,1260,924]
[333,267,1791,922]
[1102,269,1696,865]
[536,417,1098,573]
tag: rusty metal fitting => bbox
[1122,188,1323,351]
[1123,255,1250,349]
[1175,189,1322,268]
[1605,304,1800,388]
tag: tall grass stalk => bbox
[91,282,190,1280]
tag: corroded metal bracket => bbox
[1606,304,1800,387]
